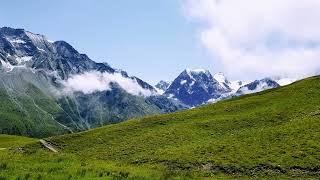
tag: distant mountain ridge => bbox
[236,78,280,95]
[157,69,293,106]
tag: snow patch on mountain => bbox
[16,56,33,64]
[61,71,154,96]
[180,80,187,85]
[7,38,26,44]
[229,81,242,91]
[155,80,171,94]
[37,47,46,52]
[213,72,231,90]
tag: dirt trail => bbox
[39,139,58,153]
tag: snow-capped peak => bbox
[184,68,211,80]
[164,69,231,106]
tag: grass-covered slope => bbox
[0,83,71,138]
[1,76,320,179]
[0,69,176,138]
[0,69,77,137]
[0,79,168,138]
[0,134,37,148]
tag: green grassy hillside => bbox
[0,69,184,138]
[0,83,71,138]
[1,76,320,179]
[0,135,37,148]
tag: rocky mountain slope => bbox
[155,80,171,94]
[164,69,230,106]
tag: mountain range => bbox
[0,27,186,137]
[0,27,297,137]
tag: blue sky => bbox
[0,0,217,85]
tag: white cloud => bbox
[61,71,154,96]
[183,0,320,79]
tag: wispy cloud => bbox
[60,71,153,96]
[183,0,320,79]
